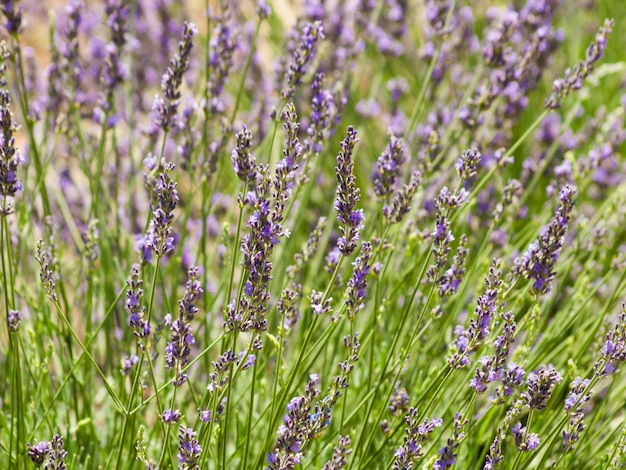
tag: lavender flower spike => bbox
[546,19,614,109]
[322,435,352,470]
[521,365,562,411]
[178,425,202,469]
[0,42,23,215]
[393,408,442,470]
[512,184,576,295]
[334,126,364,256]
[164,266,203,386]
[372,132,408,198]
[345,242,373,320]
[267,374,321,469]
[8,309,22,332]
[154,21,197,132]
[594,304,626,377]
[126,264,150,339]
[28,435,68,469]
[0,0,23,36]
[143,160,179,260]
[231,124,258,185]
[455,148,482,181]
[281,20,325,101]
[449,258,502,368]
[383,169,422,224]
[562,377,591,453]
[306,72,334,156]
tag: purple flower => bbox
[198,409,212,423]
[372,132,407,198]
[154,21,196,132]
[434,413,467,469]
[27,440,49,467]
[125,264,150,340]
[455,148,482,181]
[281,21,325,101]
[231,125,258,184]
[144,160,179,259]
[100,0,129,111]
[471,311,518,394]
[0,44,22,212]
[427,186,468,285]
[393,408,442,469]
[562,376,591,453]
[28,435,68,469]
[594,306,626,377]
[162,409,182,423]
[207,7,237,114]
[178,425,202,469]
[7,309,21,332]
[512,423,540,452]
[277,285,303,329]
[345,242,372,320]
[121,353,139,375]
[438,235,468,301]
[512,185,576,295]
[266,374,321,469]
[164,266,203,386]
[305,72,335,156]
[383,170,422,224]
[521,365,562,411]
[311,290,332,317]
[322,435,351,470]
[546,19,614,109]
[334,126,363,256]
[0,0,22,36]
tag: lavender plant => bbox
[0,1,625,469]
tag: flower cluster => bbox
[125,264,149,340]
[562,376,591,453]
[512,184,576,295]
[267,374,321,469]
[27,434,68,469]
[7,309,22,332]
[427,186,468,285]
[434,413,467,470]
[206,7,237,114]
[455,148,481,181]
[101,0,129,112]
[449,259,503,368]
[520,365,563,411]
[594,306,626,377]
[164,266,203,386]
[178,425,202,469]
[345,242,372,320]
[392,408,443,470]
[438,234,468,301]
[0,0,22,36]
[322,435,351,470]
[281,21,325,101]
[372,132,407,198]
[511,422,540,452]
[0,42,22,213]
[545,19,614,109]
[231,125,258,185]
[334,126,364,256]
[154,21,196,132]
[305,72,335,156]
[471,311,518,394]
[142,160,179,260]
[35,240,58,302]
[383,169,422,224]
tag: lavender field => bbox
[1,0,626,468]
